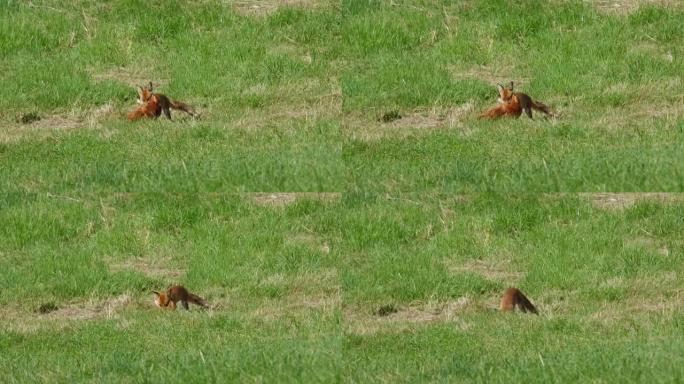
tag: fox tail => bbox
[187,293,208,308]
[515,290,539,314]
[531,100,552,116]
[170,100,196,117]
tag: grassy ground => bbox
[2,0,684,383]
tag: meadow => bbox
[1,0,684,382]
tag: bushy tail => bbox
[531,100,552,116]
[516,290,539,314]
[170,100,196,117]
[187,293,208,308]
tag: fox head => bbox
[496,82,515,104]
[136,82,155,105]
[152,291,171,308]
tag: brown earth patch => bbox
[579,193,684,210]
[248,192,341,207]
[230,0,332,16]
[346,104,476,142]
[345,297,473,335]
[588,0,682,14]
[2,103,119,144]
[4,294,137,333]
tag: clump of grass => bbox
[375,304,398,316]
[17,112,40,124]
[379,110,401,123]
[36,302,59,314]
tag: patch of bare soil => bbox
[588,0,682,14]
[579,193,684,210]
[248,192,341,207]
[345,297,473,335]
[346,104,476,141]
[230,0,331,16]
[108,257,185,278]
[4,294,137,333]
[2,103,119,144]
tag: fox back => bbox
[500,287,538,314]
[135,82,195,120]
[153,285,208,310]
[498,82,551,119]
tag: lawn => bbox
[1,0,684,382]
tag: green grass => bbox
[2,0,684,382]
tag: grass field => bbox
[2,0,684,383]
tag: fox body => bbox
[153,285,207,310]
[480,82,552,120]
[500,287,538,314]
[127,82,195,121]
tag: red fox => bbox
[480,82,552,119]
[499,287,538,314]
[153,285,208,310]
[127,82,195,121]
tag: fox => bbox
[480,82,552,120]
[152,285,208,310]
[127,82,195,121]
[499,287,538,314]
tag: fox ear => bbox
[496,83,504,92]
[509,81,514,89]
[152,291,160,297]
[148,81,154,90]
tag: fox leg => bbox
[524,107,533,119]
[162,107,172,120]
[180,300,189,310]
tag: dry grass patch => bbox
[591,272,682,325]
[250,268,340,320]
[230,0,333,17]
[345,104,476,142]
[579,193,684,210]
[237,78,340,124]
[587,0,683,14]
[2,103,120,144]
[3,294,137,333]
[248,192,341,207]
[344,297,474,335]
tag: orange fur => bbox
[480,82,552,120]
[153,285,208,310]
[500,287,538,314]
[128,82,195,121]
